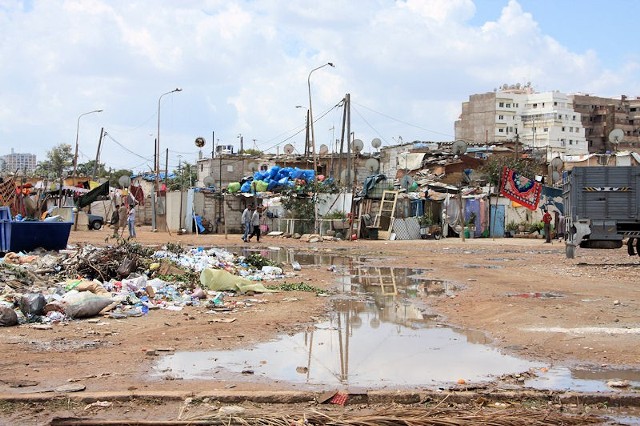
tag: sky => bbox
[1,0,639,175]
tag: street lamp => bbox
[72,109,103,180]
[152,87,182,231]
[307,62,334,174]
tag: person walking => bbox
[241,205,253,242]
[542,208,552,243]
[117,203,127,237]
[127,203,137,239]
[111,205,121,237]
[247,206,262,242]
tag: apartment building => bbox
[455,86,588,160]
[1,149,37,173]
[571,94,640,153]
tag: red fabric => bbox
[499,167,542,211]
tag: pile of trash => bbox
[0,242,292,327]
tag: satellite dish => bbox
[351,139,364,153]
[371,138,382,149]
[247,162,258,172]
[609,129,624,144]
[283,143,294,155]
[364,158,379,174]
[400,174,414,190]
[203,175,215,187]
[319,144,329,155]
[118,175,131,188]
[452,140,468,155]
[195,137,206,148]
[549,157,563,170]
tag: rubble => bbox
[0,241,298,327]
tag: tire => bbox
[91,220,103,230]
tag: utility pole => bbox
[92,127,104,181]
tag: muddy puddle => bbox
[154,254,640,393]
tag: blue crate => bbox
[0,207,10,221]
[0,220,10,252]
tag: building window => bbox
[554,102,558,106]
[543,127,548,132]
[533,103,537,108]
[498,115,504,120]
[569,140,573,145]
[562,127,566,132]
[498,128,504,133]
[506,103,511,108]
[573,115,576,120]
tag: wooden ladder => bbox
[372,190,398,240]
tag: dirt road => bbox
[1,226,639,424]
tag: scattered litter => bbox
[0,242,298,326]
[508,292,563,299]
[84,401,112,410]
[207,318,237,323]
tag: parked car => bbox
[87,213,104,230]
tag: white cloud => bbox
[0,0,636,172]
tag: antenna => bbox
[364,158,379,174]
[371,138,382,150]
[283,144,294,155]
[203,175,215,187]
[351,139,364,153]
[319,144,329,155]
[118,175,131,188]
[451,140,468,155]
[609,129,624,145]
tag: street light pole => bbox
[307,62,334,175]
[152,87,182,231]
[72,109,102,232]
[72,109,103,181]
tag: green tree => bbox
[76,160,108,179]
[109,169,134,188]
[34,144,73,178]
[168,161,197,191]
[481,156,540,188]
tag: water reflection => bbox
[155,264,541,389]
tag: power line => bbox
[351,100,455,139]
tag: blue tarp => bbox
[238,166,315,193]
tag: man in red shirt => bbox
[542,209,553,243]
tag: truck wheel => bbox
[91,220,103,230]
[566,244,575,259]
[627,238,636,256]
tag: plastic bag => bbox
[64,291,113,319]
[0,306,18,327]
[19,293,46,319]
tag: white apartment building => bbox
[455,88,588,160]
[1,149,37,173]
